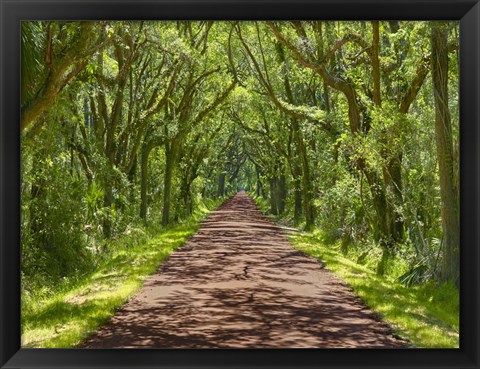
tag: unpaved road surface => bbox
[81,192,406,348]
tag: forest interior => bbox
[21,20,459,348]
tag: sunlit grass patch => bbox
[289,233,459,348]
[22,201,220,348]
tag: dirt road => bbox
[81,192,406,348]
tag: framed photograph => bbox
[1,0,479,368]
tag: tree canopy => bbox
[21,20,460,292]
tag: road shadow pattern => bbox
[80,192,407,348]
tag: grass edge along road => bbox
[289,233,459,348]
[21,198,222,348]
[252,194,459,349]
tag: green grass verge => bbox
[21,198,221,348]
[289,232,459,348]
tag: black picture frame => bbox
[1,0,479,368]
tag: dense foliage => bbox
[21,20,459,297]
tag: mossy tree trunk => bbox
[431,22,459,286]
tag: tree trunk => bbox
[293,119,314,231]
[140,143,154,220]
[255,165,262,197]
[372,20,404,246]
[278,173,286,215]
[256,180,262,197]
[309,138,319,223]
[275,42,304,224]
[371,21,381,107]
[100,151,115,239]
[181,168,198,216]
[363,168,394,275]
[127,155,137,205]
[162,143,176,226]
[217,172,226,197]
[181,180,193,215]
[323,81,331,113]
[384,154,404,241]
[290,160,303,226]
[103,183,113,238]
[269,177,278,215]
[302,164,314,232]
[431,22,459,286]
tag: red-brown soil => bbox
[80,191,407,348]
